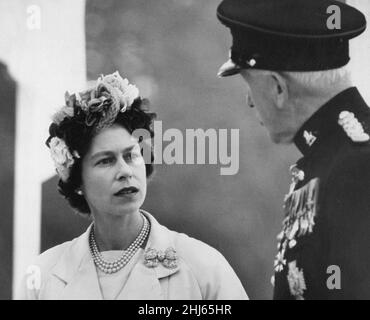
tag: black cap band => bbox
[230,27,350,71]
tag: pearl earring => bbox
[76,189,83,195]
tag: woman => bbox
[17,71,248,300]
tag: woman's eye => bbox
[97,158,113,165]
[124,153,134,162]
[131,150,141,158]
[125,150,142,163]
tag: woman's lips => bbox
[114,186,139,196]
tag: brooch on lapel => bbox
[338,111,370,143]
[144,247,178,269]
[287,260,306,300]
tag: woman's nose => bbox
[115,158,133,180]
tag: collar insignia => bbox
[303,130,317,147]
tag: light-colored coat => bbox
[16,211,248,300]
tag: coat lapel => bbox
[58,252,102,300]
[115,260,164,299]
[51,224,103,300]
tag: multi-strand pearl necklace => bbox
[89,214,150,274]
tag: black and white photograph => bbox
[1,0,370,302]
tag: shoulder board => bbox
[338,111,370,143]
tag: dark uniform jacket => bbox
[273,87,370,300]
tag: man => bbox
[216,0,370,299]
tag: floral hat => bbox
[47,71,140,182]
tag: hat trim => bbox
[217,12,366,39]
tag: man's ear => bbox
[270,72,288,109]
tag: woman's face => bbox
[81,124,147,218]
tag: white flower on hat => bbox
[49,137,77,182]
[119,83,139,112]
[52,105,75,125]
[97,71,139,112]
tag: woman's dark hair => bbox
[46,97,156,216]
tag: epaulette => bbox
[338,111,370,143]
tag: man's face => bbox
[240,70,293,144]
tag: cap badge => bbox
[303,131,317,146]
[338,111,370,143]
[247,58,256,67]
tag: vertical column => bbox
[0,64,16,300]
[0,0,86,298]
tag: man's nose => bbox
[115,158,133,180]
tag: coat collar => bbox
[50,210,180,299]
[294,87,370,156]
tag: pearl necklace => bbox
[89,214,150,274]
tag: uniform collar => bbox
[50,210,180,299]
[294,87,370,156]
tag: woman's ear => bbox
[270,72,288,109]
